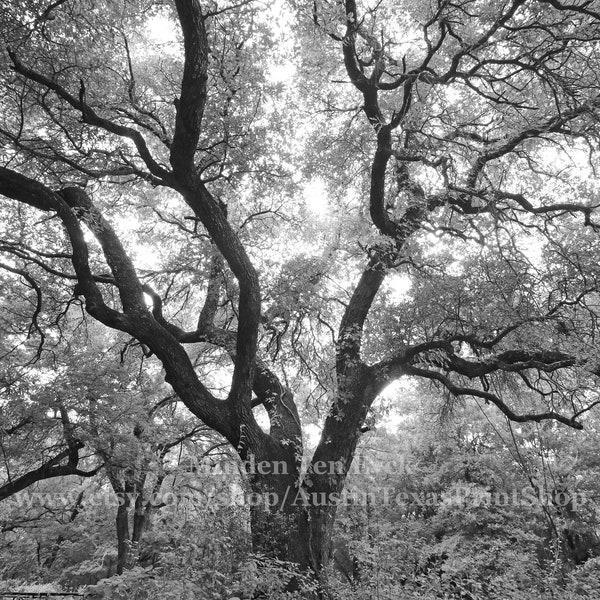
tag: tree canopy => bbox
[2,0,600,594]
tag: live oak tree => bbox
[2,0,600,586]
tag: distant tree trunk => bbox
[131,494,147,545]
[113,472,163,572]
[131,471,160,545]
[115,481,134,575]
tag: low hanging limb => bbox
[0,442,102,502]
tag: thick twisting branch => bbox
[166,1,261,418]
[406,364,584,430]
[371,337,597,430]
[170,0,209,179]
[143,269,301,448]
[0,166,238,442]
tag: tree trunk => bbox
[247,469,344,599]
[245,439,353,591]
[115,481,134,575]
[246,442,305,560]
[245,372,378,594]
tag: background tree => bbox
[320,385,600,599]
[1,0,600,590]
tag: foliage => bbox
[3,0,600,596]
[327,389,600,598]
